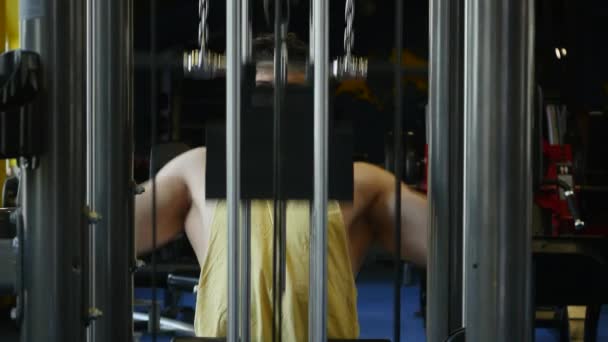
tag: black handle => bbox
[543,179,585,231]
[167,274,199,292]
[0,50,42,111]
[564,189,585,231]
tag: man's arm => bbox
[354,162,428,267]
[134,150,194,255]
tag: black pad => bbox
[206,85,354,200]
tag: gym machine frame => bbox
[223,0,336,340]
[428,0,535,341]
[86,0,135,341]
[220,1,391,341]
[19,0,88,340]
[462,0,535,340]
[0,0,134,341]
[428,0,536,341]
[427,0,465,341]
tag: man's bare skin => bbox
[135,147,428,275]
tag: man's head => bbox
[253,33,308,84]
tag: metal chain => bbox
[184,0,224,79]
[198,0,209,65]
[333,0,366,80]
[344,0,355,59]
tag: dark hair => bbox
[252,33,308,64]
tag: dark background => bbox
[132,0,608,181]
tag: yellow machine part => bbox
[1,0,20,51]
[0,1,5,53]
[0,0,19,206]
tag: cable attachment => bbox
[183,0,226,79]
[544,179,585,231]
[344,0,355,59]
[332,0,368,80]
[331,55,368,80]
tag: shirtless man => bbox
[134,34,428,341]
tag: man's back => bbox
[194,200,359,340]
[134,147,428,338]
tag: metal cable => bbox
[272,2,289,341]
[393,0,404,341]
[264,0,290,30]
[150,0,158,340]
[264,0,272,29]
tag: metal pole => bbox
[463,0,534,341]
[241,0,251,64]
[240,201,251,342]
[309,0,328,340]
[524,3,536,342]
[272,1,288,341]
[226,0,242,340]
[427,0,465,340]
[239,2,251,341]
[20,0,87,340]
[308,0,314,65]
[87,0,134,339]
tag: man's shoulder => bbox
[353,161,390,181]
[169,147,207,189]
[353,162,393,198]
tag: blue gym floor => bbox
[355,264,608,342]
[135,264,608,341]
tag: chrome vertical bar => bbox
[308,0,314,65]
[524,2,536,341]
[240,201,251,342]
[241,0,251,64]
[20,0,87,340]
[309,0,329,340]
[226,0,242,340]
[272,1,288,340]
[463,0,534,341]
[427,0,465,340]
[87,0,134,339]
[86,0,96,338]
[240,1,251,340]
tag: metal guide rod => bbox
[463,0,534,341]
[226,0,242,340]
[427,0,465,340]
[309,0,329,340]
[242,0,252,63]
[272,1,288,341]
[239,2,252,340]
[240,201,252,342]
[524,3,536,341]
[308,0,314,65]
[87,0,134,339]
[85,1,96,340]
[20,0,87,340]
